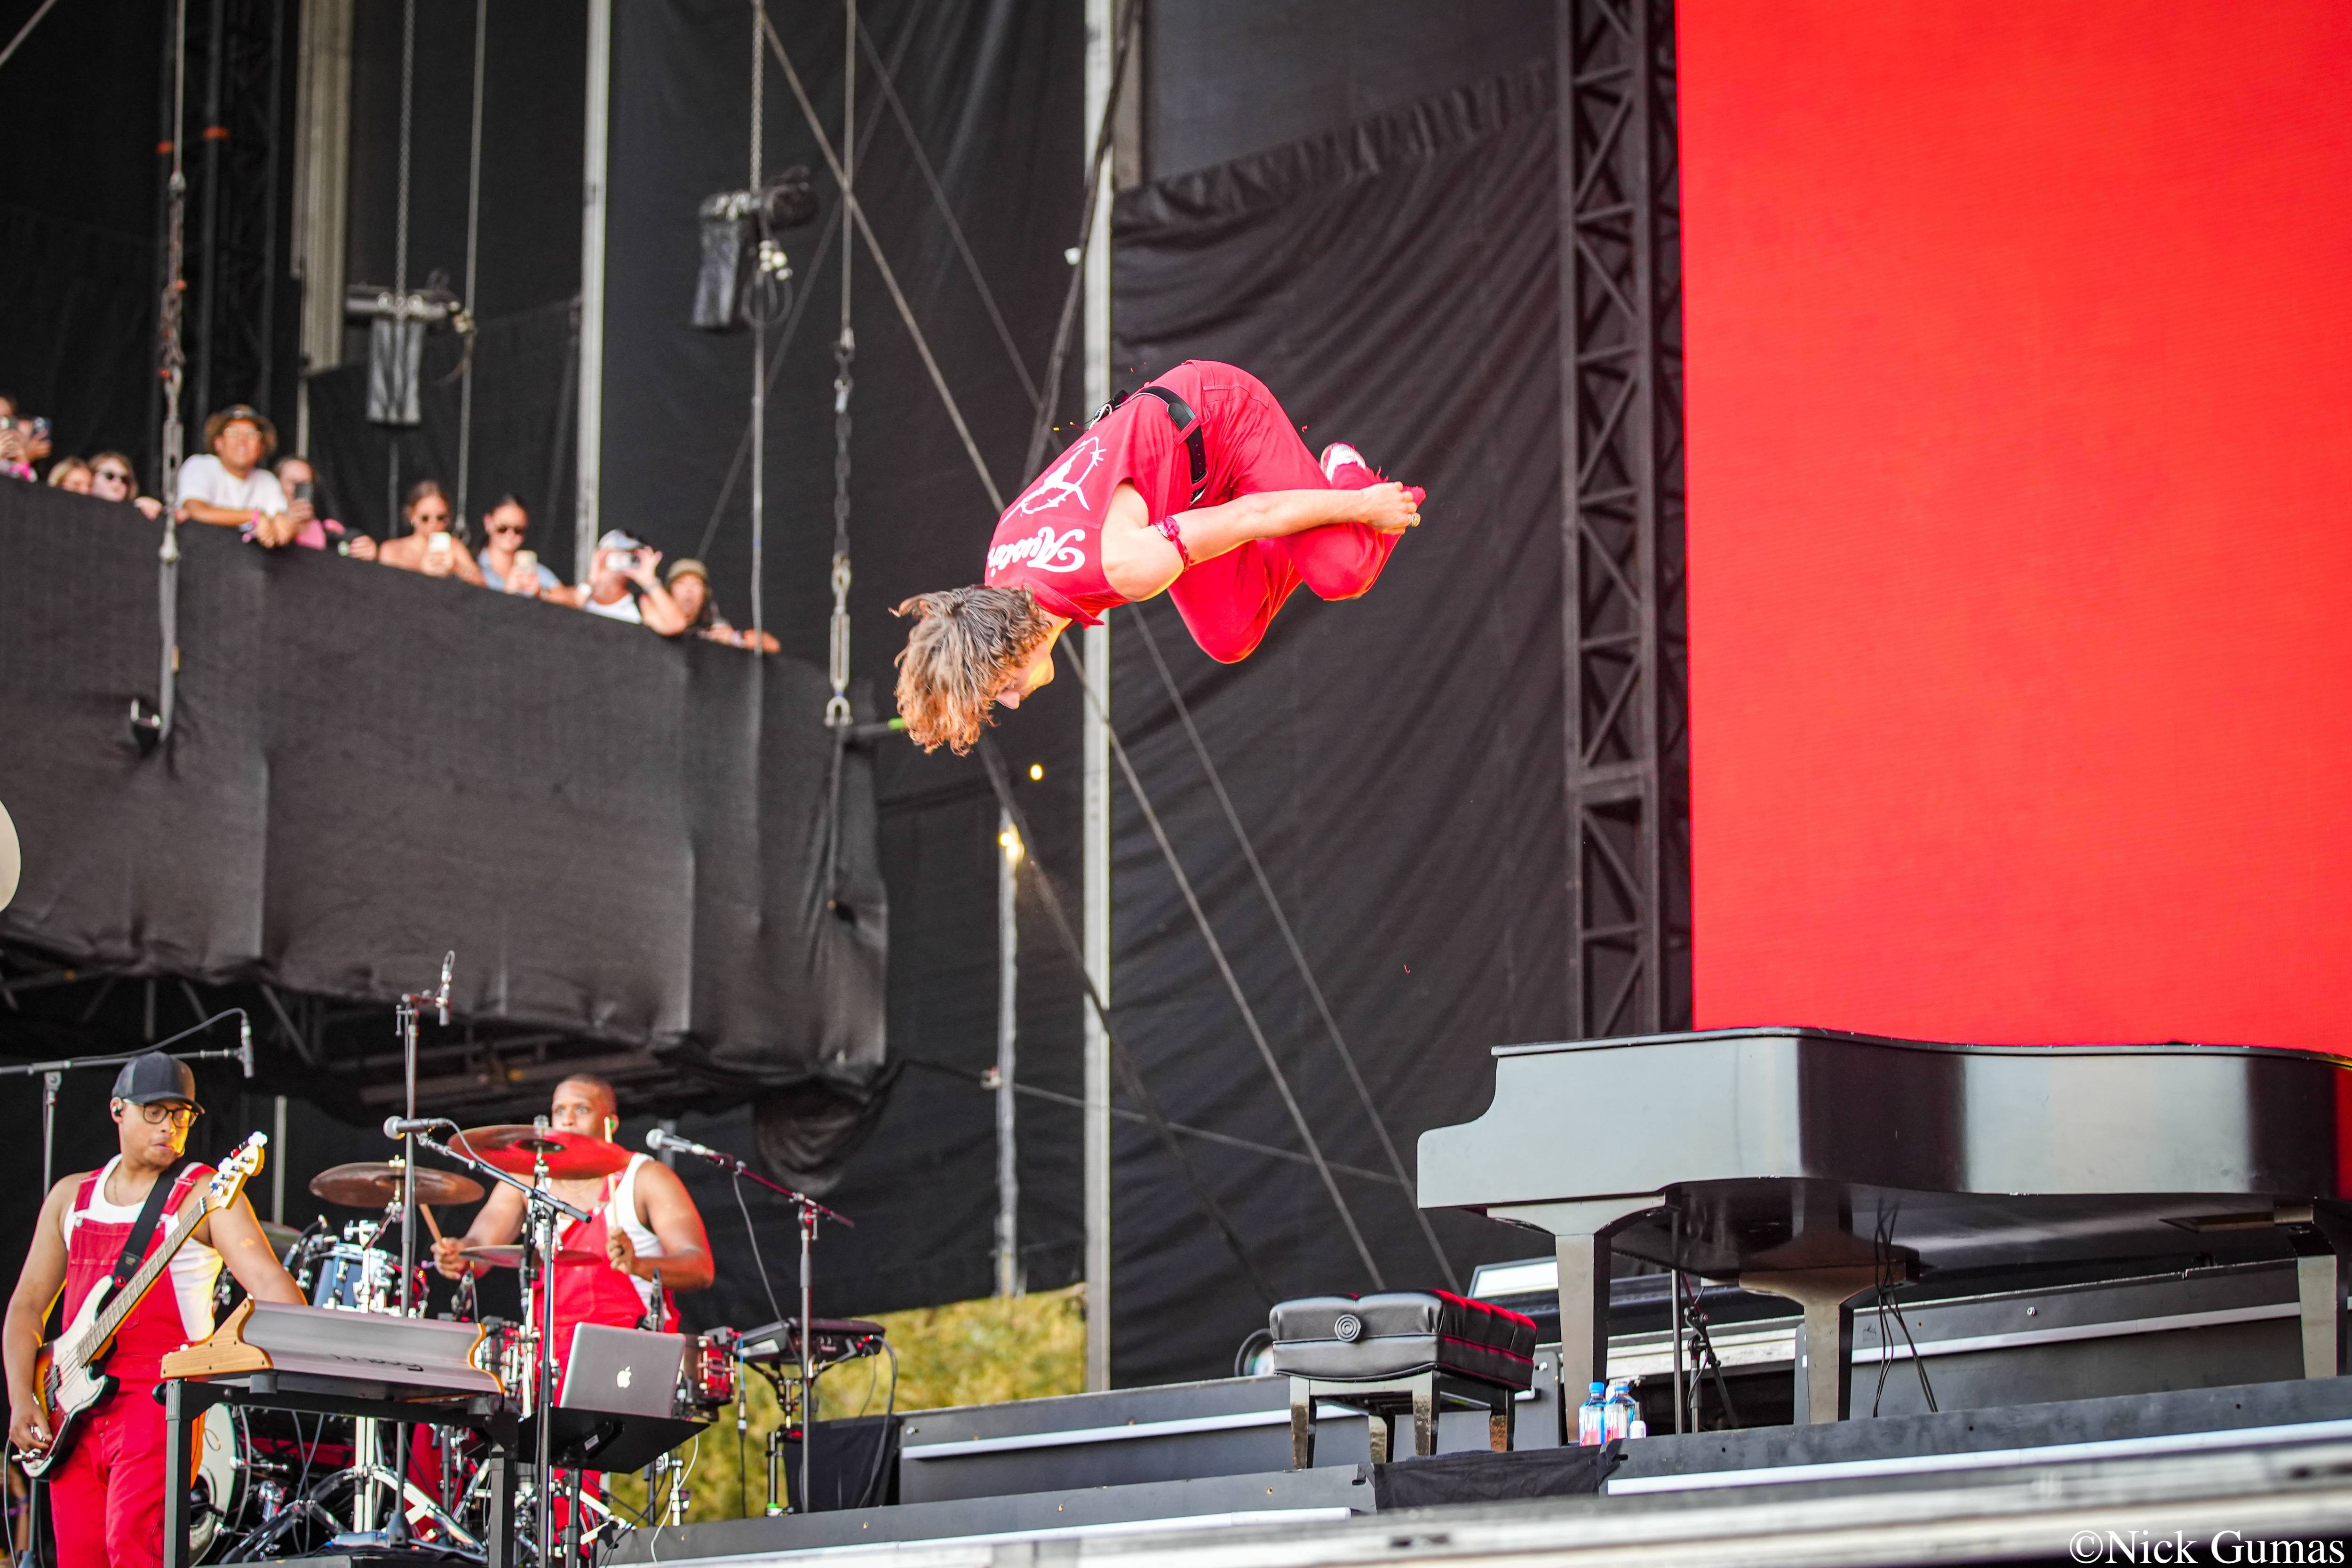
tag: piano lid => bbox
[1418,1027,2352,1215]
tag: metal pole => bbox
[996,811,1021,1298]
[797,1202,815,1512]
[41,1070,60,1193]
[1080,0,1116,1400]
[1670,1212,1685,1434]
[270,1093,287,1223]
[749,0,765,641]
[455,0,486,525]
[574,0,612,582]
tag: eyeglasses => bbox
[488,522,525,535]
[134,1102,199,1128]
[94,468,132,484]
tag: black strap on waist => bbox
[109,1154,192,1290]
[1134,384,1210,506]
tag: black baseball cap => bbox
[111,1051,201,1110]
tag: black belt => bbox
[1133,385,1209,506]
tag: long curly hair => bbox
[893,586,1056,754]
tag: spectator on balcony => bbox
[0,394,46,482]
[663,559,779,652]
[175,405,312,548]
[269,455,373,557]
[577,530,689,634]
[87,453,167,520]
[376,479,485,583]
[46,457,93,494]
[475,495,562,597]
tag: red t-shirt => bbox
[983,395,1192,625]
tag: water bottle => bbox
[1604,1379,1635,1441]
[1576,1380,1606,1445]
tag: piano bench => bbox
[1269,1291,1538,1468]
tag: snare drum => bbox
[679,1330,737,1414]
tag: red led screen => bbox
[1677,1,2352,1048]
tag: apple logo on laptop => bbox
[617,1366,633,1389]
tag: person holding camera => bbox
[375,479,485,582]
[574,529,689,633]
[175,405,313,548]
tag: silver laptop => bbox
[559,1324,686,1418]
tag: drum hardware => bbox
[681,1328,739,1416]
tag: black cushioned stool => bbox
[1270,1291,1538,1468]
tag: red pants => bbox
[1159,364,1403,663]
[47,1382,180,1568]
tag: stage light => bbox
[694,166,817,332]
[999,826,1025,866]
[1028,763,1044,781]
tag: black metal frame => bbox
[1558,0,1690,1038]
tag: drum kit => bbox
[189,1122,752,1566]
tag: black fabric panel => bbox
[0,206,157,483]
[1105,63,1566,1384]
[1143,0,1551,184]
[0,480,883,1088]
[595,0,1090,1313]
[304,300,578,543]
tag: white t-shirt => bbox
[582,589,643,624]
[62,1156,222,1341]
[175,454,287,517]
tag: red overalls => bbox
[48,1162,213,1568]
[984,361,1410,663]
[533,1165,675,1522]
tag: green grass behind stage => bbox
[609,1286,1086,1524]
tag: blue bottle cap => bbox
[1589,1381,1605,1395]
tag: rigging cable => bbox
[1051,641,1388,1287]
[151,0,191,748]
[764,13,1001,512]
[977,738,1275,1305]
[455,0,486,527]
[822,0,856,719]
[1022,0,1141,483]
[750,0,767,643]
[1130,602,1460,1288]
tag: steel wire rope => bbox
[392,0,415,428]
[854,18,1040,409]
[0,0,65,73]
[691,19,912,565]
[764,12,1002,512]
[454,0,486,528]
[1129,602,1460,1288]
[1021,0,1141,484]
[1046,644,1389,1288]
[977,737,1275,1305]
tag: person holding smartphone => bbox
[475,495,562,596]
[374,479,485,582]
[270,456,373,556]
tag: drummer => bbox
[432,1075,715,1373]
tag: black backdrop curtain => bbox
[1104,62,1566,1384]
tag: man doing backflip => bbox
[5,1053,304,1568]
[895,360,1423,752]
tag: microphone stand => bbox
[666,1138,849,1515]
[0,1011,252,1189]
[415,1125,590,1566]
[376,953,452,1549]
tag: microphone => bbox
[436,952,454,1027]
[383,1115,453,1139]
[238,1013,254,1078]
[646,1127,733,1167]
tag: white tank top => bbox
[62,1156,222,1342]
[553,1152,667,1317]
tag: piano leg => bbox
[162,1380,193,1568]
[1739,1266,1877,1424]
[1492,1197,1661,1441]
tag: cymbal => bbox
[458,1243,606,1270]
[310,1162,487,1209]
[452,1124,631,1181]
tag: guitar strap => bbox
[106,1154,193,1291]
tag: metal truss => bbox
[1559,0,1690,1037]
[170,0,294,428]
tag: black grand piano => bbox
[1417,1027,2352,1425]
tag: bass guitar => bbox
[19,1133,266,1477]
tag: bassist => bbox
[3,1052,301,1568]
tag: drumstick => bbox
[420,1203,445,1243]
